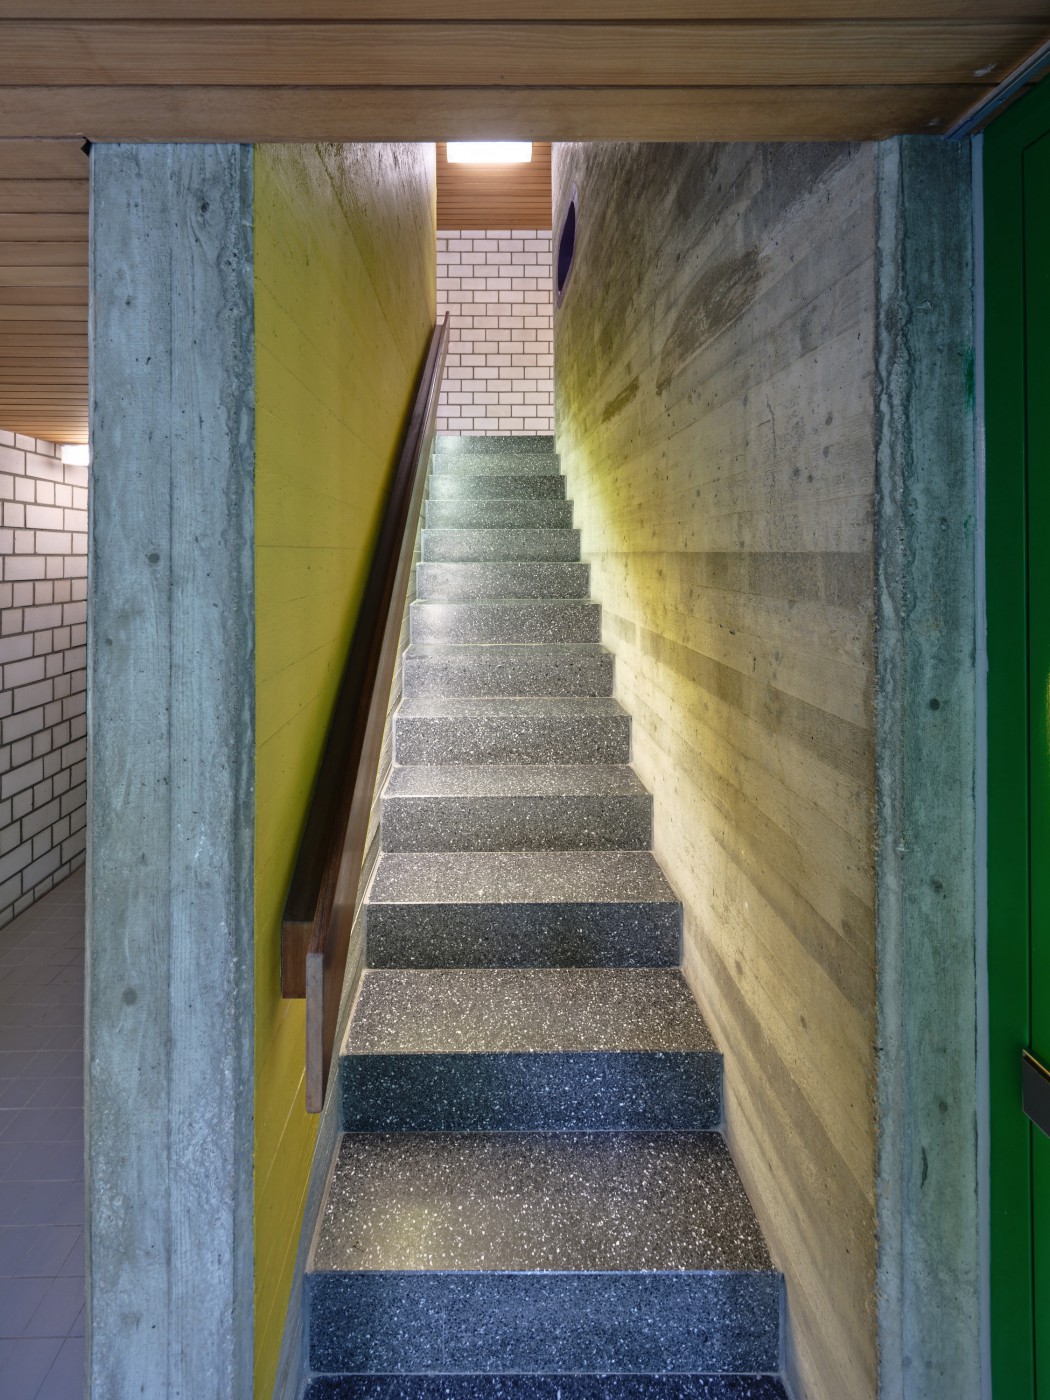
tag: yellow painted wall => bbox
[253,141,435,1398]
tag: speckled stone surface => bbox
[402,644,613,699]
[416,562,590,601]
[432,451,561,476]
[308,1134,779,1373]
[381,764,651,851]
[426,499,574,529]
[314,1132,769,1272]
[339,969,719,1130]
[421,529,581,563]
[393,697,630,766]
[364,851,681,968]
[430,474,566,501]
[436,435,555,456]
[346,969,715,1053]
[304,1375,789,1398]
[410,600,601,647]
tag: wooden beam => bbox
[0,285,87,304]
[0,265,87,286]
[0,83,990,141]
[0,21,1038,87]
[1,2,1047,18]
[0,241,87,265]
[0,214,86,239]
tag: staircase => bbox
[303,436,787,1399]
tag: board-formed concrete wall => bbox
[253,141,436,1400]
[552,139,978,1399]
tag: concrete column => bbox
[875,135,980,1398]
[87,145,255,1398]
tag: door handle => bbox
[1022,1050,1050,1139]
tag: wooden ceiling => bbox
[437,143,552,230]
[0,3,1048,442]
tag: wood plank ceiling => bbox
[437,143,553,230]
[0,2,1047,442]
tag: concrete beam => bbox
[87,145,255,1398]
[874,134,979,1399]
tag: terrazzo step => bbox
[304,1376,789,1398]
[381,765,651,852]
[436,434,555,456]
[402,644,614,698]
[393,697,630,766]
[410,599,600,646]
[364,849,681,968]
[421,528,581,563]
[416,562,590,601]
[339,967,720,1131]
[430,474,565,501]
[307,1132,781,1376]
[432,452,562,477]
[426,499,574,529]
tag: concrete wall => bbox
[252,141,436,1399]
[552,139,978,1399]
[0,430,86,925]
[89,143,256,1399]
[437,230,552,435]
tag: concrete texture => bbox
[88,144,255,1398]
[553,139,880,1400]
[873,136,979,1399]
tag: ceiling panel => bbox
[438,142,552,229]
[0,5,1045,442]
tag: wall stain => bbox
[601,375,640,424]
[656,248,763,395]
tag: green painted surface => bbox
[985,78,1050,1400]
[252,141,435,1399]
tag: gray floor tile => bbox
[0,1336,64,1399]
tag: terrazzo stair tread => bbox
[415,562,590,601]
[436,435,555,455]
[402,643,614,698]
[363,849,681,969]
[410,599,601,647]
[304,1375,790,1398]
[432,452,562,476]
[307,1133,780,1374]
[380,764,651,851]
[393,696,630,765]
[426,499,574,529]
[421,528,581,563]
[430,474,566,501]
[339,967,720,1131]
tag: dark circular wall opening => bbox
[556,194,577,306]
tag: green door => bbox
[986,80,1050,1400]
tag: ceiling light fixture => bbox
[447,142,533,165]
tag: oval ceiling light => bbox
[446,142,533,165]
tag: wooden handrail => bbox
[281,313,450,1112]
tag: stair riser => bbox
[365,902,681,969]
[340,1052,720,1132]
[422,529,580,563]
[410,602,600,647]
[304,1377,790,1399]
[402,650,614,698]
[416,563,590,601]
[381,793,651,851]
[427,500,574,529]
[308,1272,780,1375]
[430,475,565,501]
[393,714,630,765]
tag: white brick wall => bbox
[437,230,553,436]
[0,429,87,926]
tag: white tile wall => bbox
[437,230,553,436]
[0,430,87,927]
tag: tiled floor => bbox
[0,869,85,1399]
